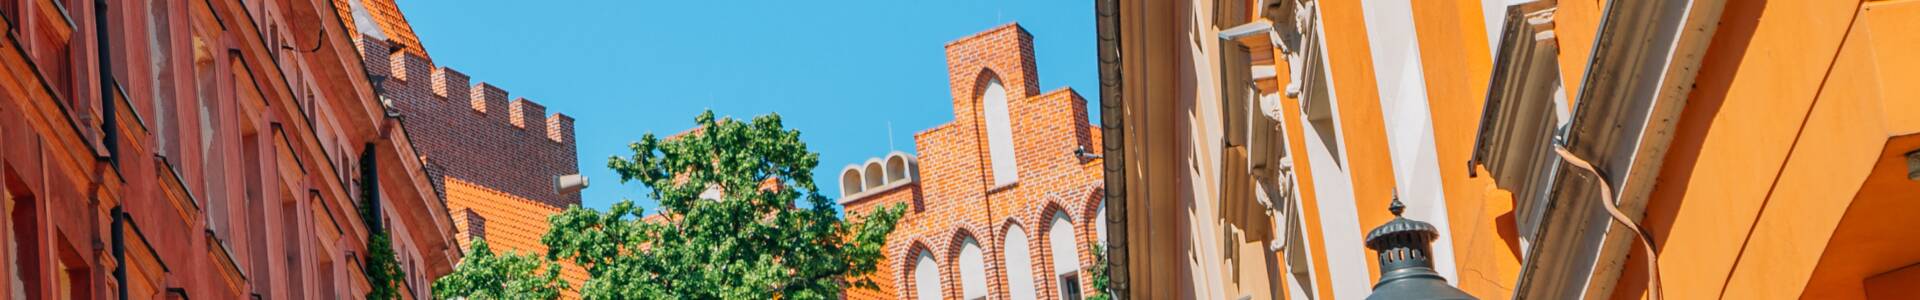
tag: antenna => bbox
[887,121,897,151]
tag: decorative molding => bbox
[1469,2,1564,243]
[205,230,249,294]
[154,155,202,226]
[1509,0,1727,297]
[1270,0,1317,100]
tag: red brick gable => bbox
[842,23,1107,300]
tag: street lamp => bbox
[1364,196,1477,300]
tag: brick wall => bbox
[356,34,585,298]
[843,23,1107,300]
[356,35,582,208]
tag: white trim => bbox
[1304,15,1371,299]
[1358,0,1460,282]
[1268,89,1325,299]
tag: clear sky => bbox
[396,0,1099,211]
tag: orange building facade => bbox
[839,24,1108,300]
[0,0,581,298]
[0,0,464,298]
[1097,0,1920,299]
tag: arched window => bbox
[981,78,1019,185]
[1095,198,1108,246]
[1048,212,1083,298]
[1004,223,1040,299]
[913,250,942,300]
[958,238,988,300]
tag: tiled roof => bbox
[332,0,432,61]
[443,178,586,298]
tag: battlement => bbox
[356,34,575,145]
[355,34,582,207]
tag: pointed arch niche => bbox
[1004,222,1040,299]
[980,76,1019,186]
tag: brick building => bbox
[350,20,590,299]
[840,24,1107,300]
[335,0,590,296]
[0,0,465,298]
[0,0,585,298]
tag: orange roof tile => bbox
[332,0,432,61]
[443,178,585,298]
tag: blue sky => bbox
[397,0,1099,211]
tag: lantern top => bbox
[1365,197,1438,252]
[1363,194,1478,300]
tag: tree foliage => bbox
[435,110,904,299]
[1086,240,1114,300]
[365,232,407,299]
[431,238,567,300]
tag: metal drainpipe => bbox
[1093,0,1127,297]
[111,206,126,300]
[94,0,116,170]
[361,143,381,232]
[94,1,127,298]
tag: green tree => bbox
[364,232,407,299]
[1086,240,1113,300]
[431,238,567,299]
[530,110,903,299]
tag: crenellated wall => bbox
[355,34,582,208]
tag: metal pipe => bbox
[111,206,126,300]
[95,0,116,169]
[1093,0,1128,297]
[93,1,128,298]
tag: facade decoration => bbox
[1098,0,1920,299]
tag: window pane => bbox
[1058,273,1081,300]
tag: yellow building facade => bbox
[1094,0,1920,299]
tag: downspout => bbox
[1093,0,1128,298]
[94,0,115,170]
[95,2,127,299]
[361,143,381,232]
[111,206,126,300]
